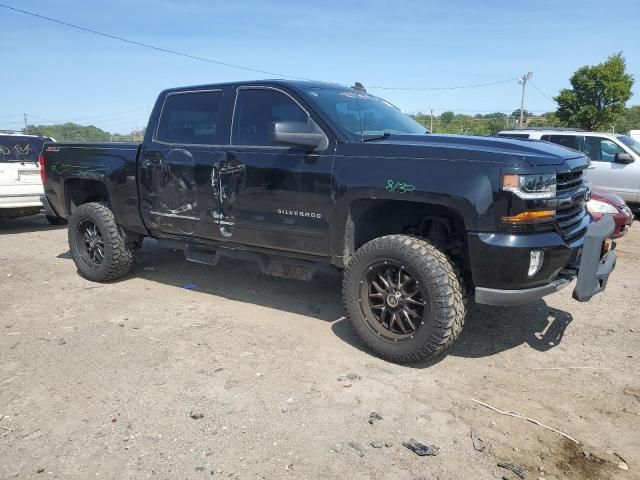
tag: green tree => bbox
[25,122,111,142]
[555,53,634,130]
[511,109,530,122]
[440,111,455,126]
[617,106,640,133]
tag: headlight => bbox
[587,199,618,214]
[503,173,556,199]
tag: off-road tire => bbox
[343,234,466,363]
[68,202,134,282]
[46,215,67,226]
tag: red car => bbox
[587,187,634,238]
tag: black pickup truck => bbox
[41,80,617,362]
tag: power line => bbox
[0,3,316,81]
[368,77,518,91]
[0,3,520,92]
[530,80,556,104]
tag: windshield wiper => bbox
[362,132,392,142]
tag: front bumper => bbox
[474,215,616,306]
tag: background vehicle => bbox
[0,131,65,224]
[41,81,616,362]
[497,128,640,210]
[588,187,633,238]
[498,128,640,210]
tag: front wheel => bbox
[68,202,134,282]
[343,235,466,363]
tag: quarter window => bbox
[156,91,223,145]
[583,137,625,162]
[232,89,309,146]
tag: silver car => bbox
[497,128,640,209]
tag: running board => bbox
[180,243,333,281]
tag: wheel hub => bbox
[359,261,426,340]
[385,291,401,308]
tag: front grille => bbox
[555,169,588,241]
[556,170,584,193]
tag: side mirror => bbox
[615,152,634,164]
[270,121,326,151]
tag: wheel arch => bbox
[64,178,111,215]
[335,197,472,271]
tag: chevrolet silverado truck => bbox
[41,80,617,362]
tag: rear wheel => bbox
[343,235,466,363]
[68,202,134,282]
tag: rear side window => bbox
[232,88,308,146]
[0,136,50,162]
[155,90,223,145]
[541,134,580,151]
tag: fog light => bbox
[528,250,544,278]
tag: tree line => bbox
[413,53,637,135]
[23,122,145,142]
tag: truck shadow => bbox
[57,238,574,363]
[0,214,66,234]
[331,300,573,366]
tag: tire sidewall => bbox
[68,204,116,281]
[344,236,458,361]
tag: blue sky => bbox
[1,0,639,134]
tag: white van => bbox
[0,132,63,223]
[497,128,640,209]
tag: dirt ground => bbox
[1,215,639,480]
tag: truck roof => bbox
[160,79,349,95]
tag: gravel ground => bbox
[1,214,638,480]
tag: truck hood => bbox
[371,134,583,166]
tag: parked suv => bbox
[497,128,640,210]
[0,132,65,224]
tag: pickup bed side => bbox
[43,143,146,236]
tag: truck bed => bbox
[42,142,146,234]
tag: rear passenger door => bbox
[217,86,334,256]
[139,89,229,239]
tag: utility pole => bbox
[518,72,532,128]
[23,113,28,134]
[430,109,434,132]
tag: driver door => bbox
[583,136,638,203]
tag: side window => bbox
[542,134,580,151]
[156,91,223,145]
[583,137,624,162]
[232,89,308,146]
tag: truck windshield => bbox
[618,135,640,156]
[302,87,427,140]
[0,136,51,162]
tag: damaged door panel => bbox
[138,88,228,239]
[139,148,227,238]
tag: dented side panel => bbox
[138,146,227,239]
